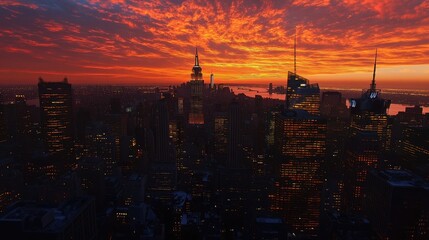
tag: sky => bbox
[0,0,429,88]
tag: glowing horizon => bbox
[1,0,428,88]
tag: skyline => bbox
[1,0,429,88]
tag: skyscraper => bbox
[365,169,429,240]
[152,99,170,163]
[346,50,391,212]
[227,100,241,168]
[38,78,73,157]
[285,32,320,115]
[188,48,205,125]
[214,112,228,157]
[285,72,321,115]
[273,109,327,237]
[210,72,214,89]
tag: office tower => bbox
[346,50,391,212]
[0,197,97,240]
[178,97,184,115]
[152,99,170,163]
[104,100,128,174]
[1,95,32,153]
[365,169,429,240]
[146,101,176,208]
[0,101,6,143]
[210,73,214,89]
[77,157,106,211]
[285,72,321,115]
[272,109,327,237]
[38,78,73,157]
[227,100,241,168]
[188,48,205,125]
[268,83,273,94]
[214,112,228,156]
[11,94,31,138]
[0,167,23,214]
[285,34,320,115]
[265,106,282,150]
[320,91,349,212]
[399,126,429,179]
[84,123,117,176]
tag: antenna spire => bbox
[371,48,377,91]
[294,27,297,75]
[195,47,199,66]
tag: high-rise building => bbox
[320,91,349,213]
[285,35,320,115]
[152,99,170,163]
[285,72,320,115]
[265,106,282,150]
[227,100,241,168]
[365,169,429,240]
[210,73,214,89]
[399,126,429,180]
[0,100,6,143]
[38,78,73,157]
[272,109,327,237]
[214,112,228,156]
[188,48,205,125]
[346,50,391,213]
[84,123,116,176]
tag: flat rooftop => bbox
[378,170,429,189]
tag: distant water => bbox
[228,86,429,116]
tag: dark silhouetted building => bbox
[365,169,429,240]
[228,100,241,168]
[0,197,97,240]
[152,99,170,163]
[214,112,228,156]
[38,78,73,157]
[321,212,377,240]
[399,126,429,180]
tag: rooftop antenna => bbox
[195,47,199,66]
[370,48,378,91]
[294,27,297,76]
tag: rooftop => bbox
[378,170,429,189]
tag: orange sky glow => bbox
[1,0,428,88]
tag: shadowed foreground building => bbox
[0,197,97,240]
[365,169,429,240]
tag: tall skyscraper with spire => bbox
[270,32,326,237]
[346,49,391,213]
[188,48,205,125]
[285,31,320,115]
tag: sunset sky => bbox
[1,0,428,88]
